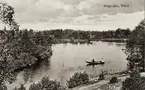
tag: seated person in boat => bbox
[92,59,95,62]
[101,58,105,62]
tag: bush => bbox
[29,76,64,90]
[109,77,118,84]
[29,83,42,90]
[122,70,145,90]
[18,84,26,90]
[98,73,105,80]
[67,71,89,88]
[130,69,141,78]
[122,77,145,90]
[13,84,26,90]
[0,84,7,90]
[98,70,106,80]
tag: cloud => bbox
[18,11,144,31]
[2,0,38,13]
[0,0,144,30]
[62,4,81,17]
[58,0,82,5]
[78,0,144,15]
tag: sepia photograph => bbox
[0,0,144,90]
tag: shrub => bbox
[130,69,141,78]
[29,83,42,90]
[17,84,26,90]
[0,84,7,90]
[13,84,26,90]
[41,77,62,90]
[122,70,145,90]
[98,70,106,80]
[98,73,104,80]
[67,71,89,88]
[122,77,145,90]
[109,77,118,84]
[29,76,64,90]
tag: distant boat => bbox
[85,60,105,65]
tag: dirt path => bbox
[68,76,128,90]
[69,80,108,90]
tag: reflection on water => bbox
[86,64,105,68]
[23,59,50,83]
[7,41,127,89]
[107,42,126,47]
[115,43,126,47]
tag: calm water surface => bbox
[7,41,127,89]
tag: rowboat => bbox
[85,61,105,65]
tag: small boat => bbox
[85,60,105,65]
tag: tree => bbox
[0,2,52,89]
[0,2,19,89]
[29,76,64,90]
[126,19,145,72]
[0,2,19,30]
[35,31,46,45]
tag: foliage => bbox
[0,83,7,90]
[13,84,26,90]
[109,77,118,84]
[0,1,19,86]
[122,19,145,90]
[98,70,106,80]
[122,77,145,90]
[0,1,52,87]
[29,83,42,90]
[0,2,19,30]
[67,71,89,88]
[0,29,52,73]
[29,76,64,90]
[42,28,131,41]
[6,28,131,45]
[130,69,141,78]
[122,70,145,90]
[125,19,145,71]
[12,30,54,46]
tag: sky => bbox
[0,0,144,31]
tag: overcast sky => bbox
[0,0,144,31]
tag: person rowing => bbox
[92,59,95,62]
[101,58,105,63]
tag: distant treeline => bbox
[36,28,131,40]
[0,28,131,44]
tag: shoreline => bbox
[68,70,129,90]
[53,38,128,44]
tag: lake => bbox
[7,41,127,89]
